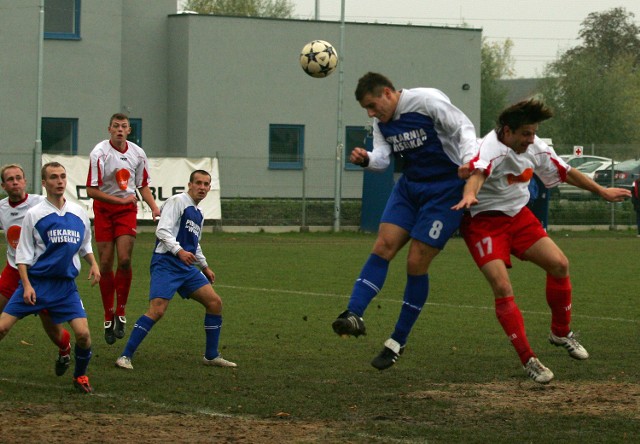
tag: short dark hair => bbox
[41,161,65,180]
[355,72,395,102]
[109,113,130,126]
[189,169,211,183]
[497,99,553,132]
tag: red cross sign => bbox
[573,146,583,156]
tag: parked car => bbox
[560,155,612,168]
[593,158,640,191]
[557,160,613,199]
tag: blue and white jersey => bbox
[366,88,478,181]
[15,198,93,279]
[152,192,207,270]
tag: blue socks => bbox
[391,274,429,346]
[204,313,222,360]
[347,254,390,316]
[73,344,92,378]
[122,315,155,358]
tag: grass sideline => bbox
[0,231,638,442]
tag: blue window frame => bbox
[269,124,304,170]
[344,126,370,171]
[127,118,142,146]
[44,0,81,40]
[42,117,78,154]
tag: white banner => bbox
[41,154,221,220]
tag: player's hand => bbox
[151,207,161,221]
[122,194,138,205]
[177,249,197,265]
[203,267,216,284]
[451,194,478,211]
[88,265,101,286]
[23,287,36,305]
[600,187,631,202]
[349,147,369,166]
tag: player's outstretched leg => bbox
[332,254,389,337]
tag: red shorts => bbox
[460,206,548,269]
[93,200,138,242]
[0,262,20,299]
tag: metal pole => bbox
[301,153,308,231]
[33,0,44,194]
[609,159,616,230]
[332,0,345,232]
[314,0,319,20]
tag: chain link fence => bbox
[2,145,637,231]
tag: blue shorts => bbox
[380,175,465,249]
[149,255,211,300]
[4,277,86,324]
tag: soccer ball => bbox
[299,40,338,78]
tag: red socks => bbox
[58,328,71,355]
[546,275,572,337]
[99,271,115,322]
[115,268,132,317]
[495,296,534,365]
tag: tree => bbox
[539,7,640,149]
[184,0,294,18]
[480,38,514,135]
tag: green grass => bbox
[1,231,638,442]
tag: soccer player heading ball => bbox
[332,72,478,370]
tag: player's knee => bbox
[491,278,513,298]
[147,307,166,321]
[548,255,569,277]
[117,258,132,270]
[74,330,91,348]
[372,237,400,261]
[206,296,222,315]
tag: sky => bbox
[287,0,640,78]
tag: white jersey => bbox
[0,194,45,268]
[16,198,93,280]
[469,131,570,216]
[153,192,207,269]
[86,140,152,198]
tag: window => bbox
[269,124,304,169]
[42,118,78,154]
[128,118,142,146]
[344,126,370,171]
[44,0,81,40]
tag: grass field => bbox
[0,231,638,443]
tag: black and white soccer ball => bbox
[299,40,338,78]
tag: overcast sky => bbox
[288,0,640,78]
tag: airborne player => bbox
[86,113,160,345]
